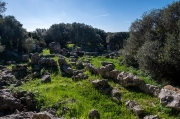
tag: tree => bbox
[24,37,35,53]
[122,1,180,83]
[0,0,6,14]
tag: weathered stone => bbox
[92,79,112,94]
[0,111,34,119]
[117,72,144,87]
[58,58,68,66]
[85,63,98,74]
[158,85,180,111]
[88,109,100,119]
[72,73,88,81]
[111,89,121,102]
[125,100,144,117]
[139,83,160,96]
[0,74,16,89]
[32,111,60,119]
[108,70,120,81]
[143,115,160,119]
[49,42,61,54]
[41,75,51,83]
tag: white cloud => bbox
[91,14,110,18]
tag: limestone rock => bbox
[139,83,160,96]
[117,72,144,87]
[158,85,180,111]
[143,115,160,119]
[41,75,51,83]
[125,100,144,117]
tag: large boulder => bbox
[117,72,144,87]
[158,85,180,111]
[49,42,61,54]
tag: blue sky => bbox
[4,0,178,32]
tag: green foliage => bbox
[122,1,180,83]
[106,32,129,51]
[13,55,179,118]
[24,37,35,53]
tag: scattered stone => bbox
[158,85,180,111]
[92,79,112,94]
[32,111,59,119]
[125,100,144,117]
[88,109,100,119]
[41,74,51,83]
[143,115,160,119]
[111,89,121,102]
[85,63,98,74]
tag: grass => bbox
[10,49,180,119]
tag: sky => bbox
[4,0,179,32]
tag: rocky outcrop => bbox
[125,100,144,117]
[158,85,180,111]
[88,109,100,119]
[49,42,61,54]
